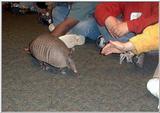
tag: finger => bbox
[103,43,112,49]
[101,47,113,54]
[109,40,119,47]
[108,27,118,38]
[110,27,119,38]
[108,29,115,38]
[113,28,122,38]
[113,29,121,37]
[101,44,113,54]
[104,51,113,55]
[110,40,125,50]
[114,29,123,38]
[101,45,111,54]
[118,31,126,37]
[104,48,121,55]
[112,31,119,38]
[112,48,122,53]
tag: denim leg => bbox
[52,5,70,26]
[69,18,101,40]
[98,26,135,42]
[98,26,113,42]
[118,32,135,42]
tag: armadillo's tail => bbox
[24,47,31,54]
[24,39,34,54]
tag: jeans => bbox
[52,5,101,40]
[98,26,135,42]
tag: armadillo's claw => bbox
[40,62,50,71]
[61,69,67,75]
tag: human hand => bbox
[105,16,122,38]
[101,40,125,55]
[111,22,129,37]
[101,40,134,55]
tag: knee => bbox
[78,18,100,29]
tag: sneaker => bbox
[58,34,85,48]
[48,23,55,32]
[119,51,134,64]
[147,78,159,99]
[96,35,106,48]
[133,53,145,68]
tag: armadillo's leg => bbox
[60,68,67,75]
[40,62,50,71]
[71,47,75,52]
[40,61,45,70]
[67,57,77,73]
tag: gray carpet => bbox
[2,12,159,112]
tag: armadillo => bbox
[29,33,77,73]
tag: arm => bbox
[95,3,125,37]
[51,18,79,37]
[127,2,158,33]
[101,24,159,55]
[105,2,158,37]
[129,23,159,54]
[51,2,96,37]
[95,2,123,26]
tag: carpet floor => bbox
[2,12,159,112]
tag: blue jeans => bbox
[98,26,135,42]
[52,4,70,26]
[52,5,101,40]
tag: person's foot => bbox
[133,53,145,68]
[147,78,159,99]
[96,35,106,48]
[48,23,55,32]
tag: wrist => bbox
[123,42,134,51]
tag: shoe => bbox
[119,51,134,64]
[58,34,85,48]
[147,78,159,99]
[96,35,106,48]
[133,53,145,68]
[48,23,55,32]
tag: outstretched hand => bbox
[101,40,125,55]
[101,40,134,56]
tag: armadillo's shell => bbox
[30,34,71,68]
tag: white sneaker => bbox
[58,34,85,48]
[147,78,159,99]
[48,23,55,32]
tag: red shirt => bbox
[95,2,158,34]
